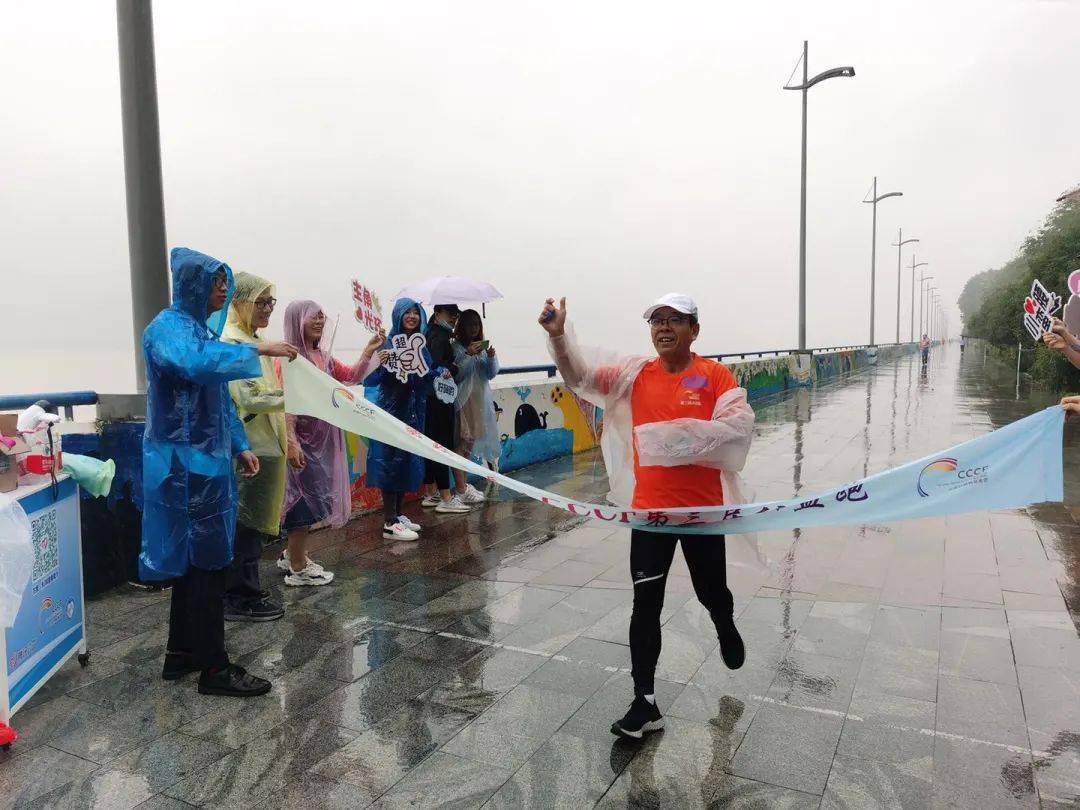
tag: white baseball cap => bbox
[643,293,698,321]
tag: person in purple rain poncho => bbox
[278,300,385,586]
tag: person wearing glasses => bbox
[142,248,297,697]
[221,272,290,622]
[539,292,754,739]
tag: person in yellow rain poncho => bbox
[221,272,288,623]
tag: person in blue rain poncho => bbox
[364,298,434,541]
[141,247,296,698]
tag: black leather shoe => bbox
[162,652,200,681]
[717,618,746,670]
[224,598,285,623]
[198,664,272,697]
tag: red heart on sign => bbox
[1024,297,1037,315]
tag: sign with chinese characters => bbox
[381,333,429,383]
[1022,279,1063,341]
[433,369,458,404]
[351,281,384,334]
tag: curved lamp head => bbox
[784,66,855,91]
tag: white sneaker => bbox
[284,564,335,587]
[435,495,471,514]
[421,494,442,508]
[384,522,419,541]
[462,484,486,504]
[397,515,422,532]
[277,551,324,574]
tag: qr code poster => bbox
[31,508,60,585]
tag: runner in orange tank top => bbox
[541,292,753,740]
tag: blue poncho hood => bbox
[170,247,236,337]
[385,297,429,345]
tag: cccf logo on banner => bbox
[917,457,990,498]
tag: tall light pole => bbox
[919,276,934,337]
[863,178,902,345]
[784,42,855,350]
[891,229,918,343]
[910,259,928,342]
[925,286,938,338]
[117,0,170,392]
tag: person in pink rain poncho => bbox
[278,301,384,586]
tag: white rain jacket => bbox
[547,325,755,510]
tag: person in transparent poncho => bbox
[452,309,501,500]
[539,292,755,740]
[221,271,288,623]
[279,301,384,585]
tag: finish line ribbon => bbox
[284,357,1064,535]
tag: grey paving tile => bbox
[313,698,476,797]
[931,736,1037,809]
[791,601,876,660]
[821,753,932,809]
[856,641,939,702]
[318,625,429,683]
[19,764,156,810]
[729,702,844,795]
[484,732,632,808]
[837,687,936,764]
[19,654,131,713]
[938,631,1017,686]
[370,751,512,809]
[0,745,98,807]
[767,649,860,712]
[524,657,618,698]
[598,746,819,809]
[422,647,545,714]
[868,604,941,651]
[307,655,452,733]
[249,773,378,809]
[441,684,586,769]
[164,718,357,808]
[936,675,1028,747]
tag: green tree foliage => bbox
[961,201,1080,388]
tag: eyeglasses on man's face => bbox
[253,297,277,311]
[647,315,691,329]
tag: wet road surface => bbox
[3,344,1080,808]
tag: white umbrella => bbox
[393,276,504,306]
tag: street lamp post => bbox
[863,178,903,345]
[925,286,938,339]
[784,42,855,350]
[891,229,918,343]
[919,275,934,338]
[910,258,928,342]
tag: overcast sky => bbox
[3,1,1078,393]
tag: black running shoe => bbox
[717,618,746,670]
[611,694,665,740]
[198,664,272,697]
[224,598,285,623]
[161,651,200,681]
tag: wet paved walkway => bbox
[4,345,1080,809]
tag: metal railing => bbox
[497,341,916,378]
[0,391,99,421]
[0,342,920,416]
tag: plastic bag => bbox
[0,493,33,628]
[63,453,116,498]
[634,387,755,470]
